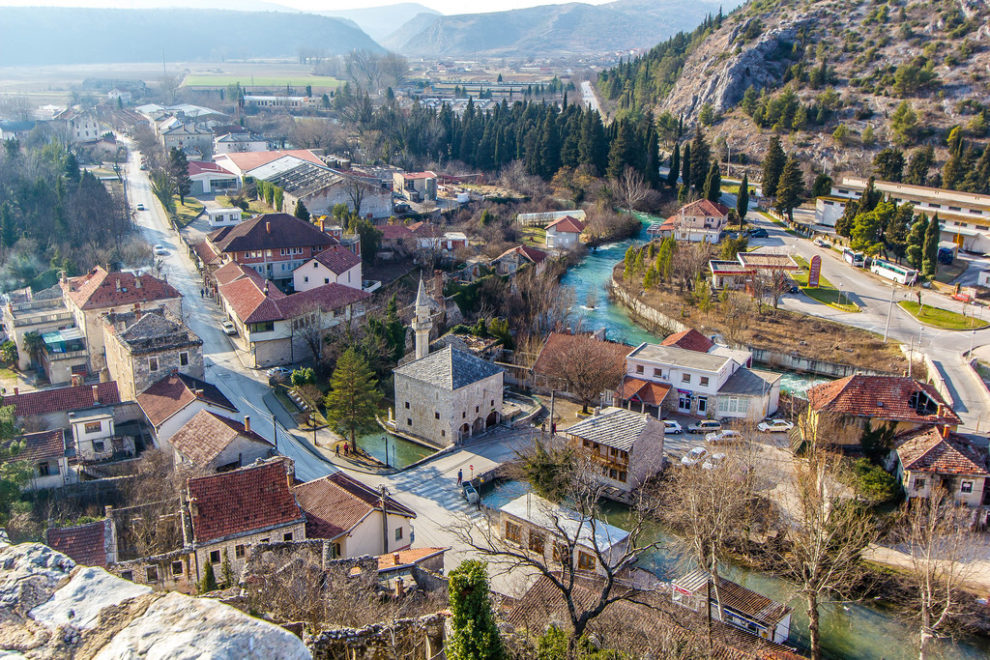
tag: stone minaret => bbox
[412,276,432,361]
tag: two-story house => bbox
[1,381,133,434]
[206,213,337,288]
[393,171,437,202]
[292,245,362,293]
[673,199,730,243]
[545,216,585,251]
[491,245,548,276]
[2,285,76,373]
[61,268,182,372]
[167,410,273,473]
[101,308,204,401]
[135,373,239,446]
[562,407,665,493]
[212,132,268,155]
[4,429,73,491]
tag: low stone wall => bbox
[750,347,894,379]
[607,279,690,336]
[306,612,447,660]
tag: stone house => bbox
[5,429,74,491]
[393,171,437,202]
[52,108,103,143]
[491,245,547,276]
[167,410,274,472]
[561,407,665,493]
[135,373,239,446]
[38,327,89,385]
[292,472,417,559]
[45,516,117,567]
[67,406,131,462]
[102,308,204,402]
[292,245,362,293]
[61,268,182,372]
[544,215,585,251]
[1,381,132,433]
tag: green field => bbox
[182,74,343,89]
[898,301,987,330]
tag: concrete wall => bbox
[292,260,362,293]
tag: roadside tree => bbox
[324,348,383,446]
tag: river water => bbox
[554,214,989,658]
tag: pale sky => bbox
[0,0,615,14]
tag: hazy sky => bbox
[0,0,614,14]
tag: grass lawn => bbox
[217,196,271,217]
[521,226,547,247]
[172,196,204,228]
[898,301,988,330]
[758,211,801,237]
[182,74,343,89]
[791,255,858,311]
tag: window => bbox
[635,365,644,374]
[304,276,309,283]
[179,352,189,367]
[283,532,293,541]
[699,376,710,387]
[404,401,410,409]
[491,399,494,406]
[681,373,691,384]
[121,570,133,581]
[209,550,221,564]
[171,561,183,576]
[475,405,479,413]
[149,357,159,371]
[618,471,627,482]
[84,421,102,434]
[395,527,403,541]
[146,566,158,582]
[653,368,662,377]
[235,545,245,558]
[441,430,446,437]
[249,321,275,333]
[92,440,105,453]
[552,542,568,563]
[324,278,329,284]
[528,531,545,554]
[915,478,926,490]
[260,538,269,543]
[961,481,973,494]
[313,262,318,269]
[505,521,522,544]
[407,418,412,426]
[38,461,53,476]
[577,552,595,571]
[435,412,440,419]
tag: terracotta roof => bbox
[495,244,547,265]
[311,245,361,274]
[213,261,262,287]
[63,267,180,311]
[207,213,336,254]
[187,458,304,543]
[399,171,437,180]
[374,547,446,571]
[193,241,220,266]
[45,520,109,567]
[2,382,120,418]
[674,570,791,626]
[532,332,633,376]
[136,373,237,428]
[895,426,990,476]
[618,377,672,406]
[679,199,731,217]
[6,429,65,463]
[661,329,715,353]
[188,161,235,177]
[806,375,961,426]
[293,472,415,540]
[545,215,585,233]
[217,149,324,173]
[380,224,414,241]
[169,410,272,469]
[219,272,368,325]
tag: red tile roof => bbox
[495,245,547,265]
[661,329,715,353]
[2,382,120,418]
[207,213,336,254]
[400,171,437,180]
[532,332,633,377]
[45,520,109,567]
[618,377,672,406]
[545,215,585,233]
[380,224,414,241]
[6,429,65,463]
[807,375,961,426]
[63,267,181,311]
[187,459,304,543]
[188,161,235,177]
[219,276,368,325]
[312,245,361,274]
[217,149,324,173]
[895,426,990,476]
[293,472,415,540]
[193,241,220,266]
[136,373,236,427]
[679,199,731,217]
[169,410,272,468]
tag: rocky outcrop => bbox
[0,539,311,659]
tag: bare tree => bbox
[158,75,182,105]
[750,271,769,314]
[345,176,367,217]
[535,334,625,413]
[767,267,792,310]
[612,166,650,210]
[897,487,977,659]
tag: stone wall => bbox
[607,279,690,337]
[306,612,447,660]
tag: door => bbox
[678,394,691,412]
[697,397,708,415]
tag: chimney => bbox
[193,388,204,397]
[115,279,122,292]
[92,385,100,405]
[936,403,944,418]
[135,276,142,289]
[266,221,272,234]
[104,505,113,518]
[13,387,18,396]
[393,551,401,566]
[71,374,81,387]
[243,416,251,433]
[942,424,950,439]
[320,219,326,233]
[393,576,404,599]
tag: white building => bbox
[671,199,730,243]
[814,196,847,227]
[292,246,362,293]
[167,410,274,473]
[188,161,240,196]
[135,373,240,446]
[213,132,269,155]
[545,216,585,251]
[205,207,243,228]
[8,430,74,491]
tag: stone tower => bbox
[411,276,432,361]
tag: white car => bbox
[702,453,726,470]
[688,420,722,434]
[705,429,743,444]
[221,320,237,336]
[153,244,168,256]
[681,446,709,467]
[757,419,794,433]
[663,420,683,435]
[266,366,292,378]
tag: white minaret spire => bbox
[412,275,432,360]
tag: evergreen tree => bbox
[667,143,680,187]
[324,348,383,446]
[873,148,905,182]
[446,560,505,660]
[0,201,16,251]
[578,111,608,175]
[293,199,310,221]
[680,143,691,195]
[811,173,833,197]
[737,173,750,223]
[761,136,786,198]
[962,143,990,194]
[922,213,940,277]
[689,126,710,192]
[220,549,235,588]
[702,161,721,203]
[906,215,928,270]
[199,561,218,594]
[774,156,804,222]
[606,120,634,180]
[273,187,284,212]
[166,147,191,205]
[643,124,661,188]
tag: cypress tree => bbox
[702,161,722,203]
[667,143,680,188]
[737,173,750,223]
[922,213,941,277]
[293,199,310,221]
[761,136,786,198]
[199,561,218,594]
[681,143,691,195]
[644,124,661,189]
[942,127,965,190]
[775,157,804,222]
[446,561,504,660]
[689,125,710,192]
[905,215,928,270]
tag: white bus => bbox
[842,248,864,267]
[871,258,918,285]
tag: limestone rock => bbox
[0,541,75,615]
[29,567,151,630]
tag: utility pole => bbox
[883,285,895,342]
[379,485,390,554]
[706,578,713,651]
[549,389,556,436]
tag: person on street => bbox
[457,469,463,485]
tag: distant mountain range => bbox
[319,3,440,45]
[0,8,382,67]
[383,0,742,58]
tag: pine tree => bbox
[293,199,310,221]
[606,120,634,180]
[737,173,750,223]
[702,161,721,203]
[446,561,505,660]
[922,213,940,277]
[220,549,235,588]
[689,125,710,193]
[199,561,218,594]
[873,148,905,182]
[667,143,680,187]
[680,143,691,195]
[761,136,786,198]
[905,146,934,186]
[775,156,804,222]
[906,215,928,269]
[324,348,383,446]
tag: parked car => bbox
[153,244,168,256]
[266,366,292,379]
[221,320,237,336]
[789,284,800,293]
[462,482,479,505]
[688,420,722,434]
[702,453,727,470]
[705,429,743,444]
[749,228,768,238]
[663,420,683,435]
[136,203,145,211]
[813,237,830,248]
[757,418,794,433]
[681,446,709,467]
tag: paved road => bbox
[729,198,990,431]
[580,80,601,114]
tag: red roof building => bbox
[46,519,114,567]
[661,329,715,353]
[491,245,548,275]
[672,199,731,243]
[894,425,990,510]
[62,267,181,312]
[168,410,273,472]
[2,382,120,420]
[545,215,585,233]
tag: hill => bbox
[0,8,382,66]
[322,3,440,45]
[384,0,737,58]
[598,0,990,185]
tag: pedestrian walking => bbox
[335,444,340,457]
[457,469,463,485]
[200,288,205,298]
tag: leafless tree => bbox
[291,118,346,152]
[346,50,384,92]
[897,487,977,659]
[671,243,713,292]
[0,96,34,121]
[507,263,575,345]
[750,271,769,314]
[535,334,625,414]
[379,52,409,90]
[345,176,367,217]
[158,75,182,105]
[767,267,792,310]
[720,292,752,344]
[612,166,650,210]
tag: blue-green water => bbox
[355,431,435,469]
[481,479,990,659]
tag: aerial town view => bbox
[2,0,990,657]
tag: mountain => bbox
[383,0,738,58]
[0,8,383,66]
[321,3,440,45]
